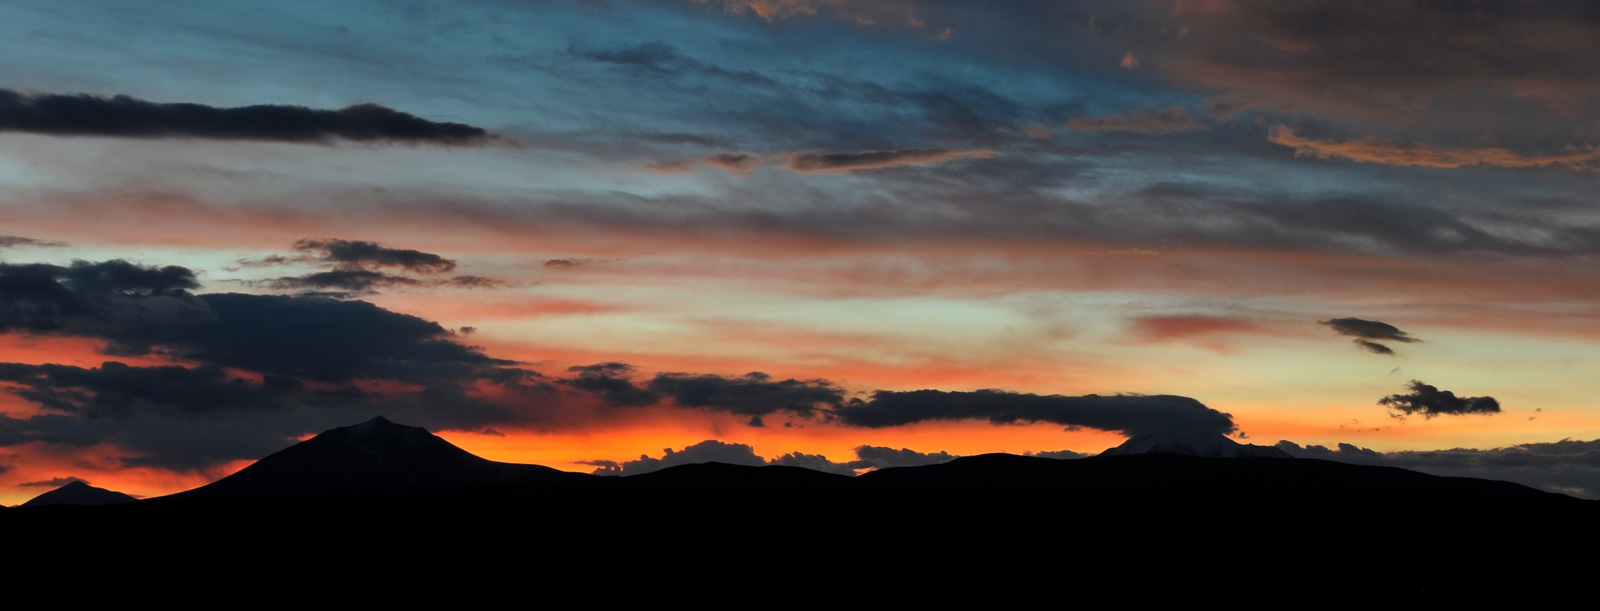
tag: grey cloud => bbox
[0,236,67,248]
[847,445,960,470]
[1276,438,1600,499]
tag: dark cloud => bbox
[647,371,844,418]
[563,363,659,407]
[263,269,421,293]
[0,256,542,470]
[0,89,500,146]
[834,389,1236,437]
[1276,438,1600,499]
[1320,317,1420,356]
[1325,316,1423,342]
[789,148,998,173]
[0,361,283,418]
[293,239,457,274]
[1379,380,1501,418]
[544,258,588,268]
[443,275,507,289]
[0,260,207,334]
[0,236,66,248]
[250,240,501,295]
[1353,340,1396,356]
[1065,106,1206,134]
[18,476,86,488]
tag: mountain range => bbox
[7,416,1593,594]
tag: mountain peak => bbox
[20,480,138,507]
[173,416,557,500]
[1101,431,1293,459]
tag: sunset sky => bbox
[5,0,1600,504]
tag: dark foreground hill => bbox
[6,417,1594,596]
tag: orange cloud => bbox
[1269,125,1600,171]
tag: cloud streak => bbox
[1269,126,1600,171]
[0,89,501,146]
[788,148,998,173]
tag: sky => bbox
[5,0,1600,503]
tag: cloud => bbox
[1320,318,1418,343]
[647,371,845,419]
[847,445,959,470]
[544,258,590,268]
[262,269,422,293]
[834,389,1236,437]
[293,239,456,274]
[586,439,959,477]
[691,0,935,30]
[1025,449,1092,460]
[1276,438,1600,499]
[1066,106,1205,134]
[0,236,67,248]
[769,451,857,476]
[18,476,86,488]
[562,363,659,407]
[1353,340,1395,356]
[585,439,768,475]
[1378,380,1501,418]
[0,260,207,335]
[1269,126,1600,171]
[249,240,500,295]
[1160,2,1600,141]
[788,148,998,173]
[0,89,502,146]
[1320,317,1420,356]
[703,153,761,174]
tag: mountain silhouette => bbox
[19,481,137,507]
[171,416,584,500]
[1099,431,1293,458]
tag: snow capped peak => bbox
[1101,431,1293,458]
